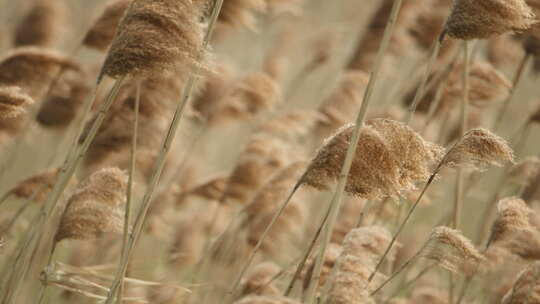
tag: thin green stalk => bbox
[103,2,224,303]
[116,82,140,304]
[405,31,445,124]
[493,54,531,133]
[304,1,405,302]
[2,76,124,304]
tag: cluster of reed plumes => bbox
[2,0,540,303]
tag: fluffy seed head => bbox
[342,226,398,263]
[425,226,485,276]
[234,295,301,304]
[445,0,537,40]
[218,0,266,30]
[509,156,540,184]
[84,0,132,51]
[0,86,34,119]
[491,197,533,243]
[222,135,289,204]
[499,228,540,260]
[303,119,443,199]
[442,128,515,170]
[502,262,540,303]
[14,0,66,47]
[99,0,207,81]
[0,47,79,98]
[303,243,343,291]
[240,262,281,297]
[315,71,369,137]
[55,167,128,241]
[8,168,64,203]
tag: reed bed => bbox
[1,0,540,303]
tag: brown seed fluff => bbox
[55,167,128,241]
[240,262,281,297]
[99,0,207,81]
[491,197,533,243]
[0,86,34,119]
[315,71,369,137]
[442,128,515,170]
[14,0,66,47]
[445,0,537,40]
[221,134,289,205]
[36,71,91,129]
[218,0,266,30]
[234,295,301,304]
[8,168,63,203]
[244,162,308,255]
[0,47,79,98]
[424,226,485,276]
[303,119,443,200]
[83,0,132,51]
[502,261,540,303]
[509,156,540,185]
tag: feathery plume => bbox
[191,63,236,121]
[442,128,515,170]
[491,197,533,243]
[445,0,537,40]
[218,0,266,30]
[502,262,540,303]
[257,110,319,141]
[168,215,207,267]
[176,173,227,205]
[36,71,91,128]
[240,262,281,297]
[315,71,369,137]
[234,295,301,304]
[303,119,443,199]
[99,0,207,81]
[499,228,540,260]
[424,226,485,276]
[209,72,281,125]
[0,86,34,119]
[0,47,79,98]
[7,168,65,203]
[303,243,343,291]
[510,156,540,182]
[83,0,131,51]
[221,134,289,205]
[55,167,128,241]
[245,162,307,255]
[14,0,66,47]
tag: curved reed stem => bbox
[453,41,470,230]
[116,81,140,304]
[103,2,224,303]
[493,54,530,133]
[405,31,445,125]
[1,76,124,304]
[304,1,405,302]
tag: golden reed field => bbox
[1,0,540,303]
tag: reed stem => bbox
[304,1,405,302]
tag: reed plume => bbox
[491,197,533,244]
[0,86,34,119]
[244,161,307,255]
[0,47,79,98]
[499,228,540,260]
[441,128,515,170]
[7,168,66,203]
[234,295,301,304]
[218,0,266,30]
[257,110,319,141]
[83,0,131,51]
[445,0,537,40]
[14,0,66,47]
[240,262,281,296]
[302,243,343,291]
[221,134,289,205]
[98,0,208,81]
[55,167,128,241]
[509,156,540,184]
[502,262,540,303]
[424,226,485,276]
[36,71,91,129]
[314,71,369,137]
[303,119,443,200]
